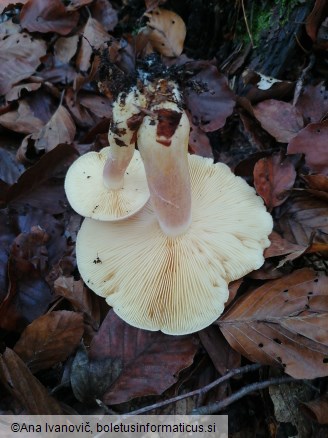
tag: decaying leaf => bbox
[184,64,235,132]
[0,32,46,95]
[295,83,328,125]
[253,100,304,143]
[0,347,62,414]
[89,310,199,405]
[20,0,79,35]
[76,17,112,72]
[276,192,328,248]
[5,82,42,102]
[287,120,328,175]
[0,100,44,134]
[144,8,186,57]
[253,153,296,210]
[219,269,328,379]
[264,231,306,259]
[14,311,84,373]
[301,395,328,424]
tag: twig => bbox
[127,363,261,415]
[241,0,254,48]
[193,376,297,414]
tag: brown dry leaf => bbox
[54,35,79,64]
[276,192,328,247]
[264,231,306,259]
[14,311,84,373]
[219,268,328,379]
[79,93,113,119]
[184,64,235,132]
[188,115,213,158]
[90,0,118,32]
[5,82,42,102]
[6,143,77,206]
[288,120,328,175]
[65,0,93,11]
[295,83,328,125]
[20,0,79,35]
[199,326,241,375]
[0,32,46,95]
[76,17,112,72]
[54,276,101,329]
[29,105,76,154]
[89,310,199,405]
[253,100,304,143]
[302,174,328,192]
[301,395,328,424]
[0,347,62,414]
[253,153,296,211]
[305,0,328,42]
[0,100,44,134]
[144,8,186,57]
[145,0,167,11]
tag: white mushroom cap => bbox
[64,147,149,221]
[76,154,273,335]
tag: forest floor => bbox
[0,0,328,437]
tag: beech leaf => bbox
[253,100,304,143]
[0,348,62,414]
[14,311,84,373]
[89,310,199,405]
[144,8,186,57]
[253,153,296,210]
[219,269,328,379]
[20,0,79,35]
[287,120,328,175]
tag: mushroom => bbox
[64,87,149,221]
[76,81,273,335]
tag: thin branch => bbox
[241,0,254,48]
[193,376,298,415]
[127,363,261,415]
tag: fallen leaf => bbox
[20,0,79,35]
[5,82,42,102]
[54,35,79,64]
[253,100,304,143]
[65,0,93,11]
[90,0,118,32]
[264,231,306,259]
[0,100,44,134]
[0,31,46,95]
[184,64,235,132]
[199,326,241,375]
[14,311,84,373]
[287,120,328,175]
[295,83,328,125]
[305,0,328,42]
[253,153,296,210]
[7,144,78,205]
[144,8,186,57]
[301,395,328,424]
[89,310,199,405]
[0,348,62,414]
[302,174,328,192]
[188,115,213,158]
[54,276,101,330]
[76,17,112,72]
[276,192,328,247]
[0,149,24,186]
[219,268,328,379]
[22,105,76,155]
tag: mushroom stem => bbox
[103,87,145,190]
[138,84,191,237]
[102,144,134,190]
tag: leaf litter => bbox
[0,0,327,432]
